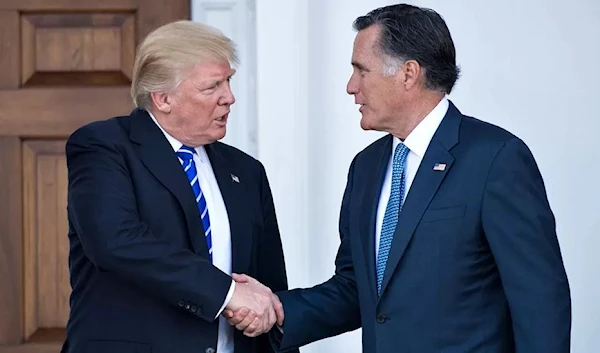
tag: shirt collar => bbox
[393,96,449,158]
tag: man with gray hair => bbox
[227,4,571,353]
[61,20,296,353]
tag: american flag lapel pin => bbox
[231,174,240,183]
[433,163,446,171]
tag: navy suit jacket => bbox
[61,108,296,353]
[273,102,571,353]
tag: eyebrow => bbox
[351,61,369,71]
[216,71,236,83]
[200,71,237,88]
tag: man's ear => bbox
[150,92,172,113]
[400,59,422,90]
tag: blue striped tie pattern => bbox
[376,142,409,294]
[176,146,213,262]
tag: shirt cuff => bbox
[215,279,236,319]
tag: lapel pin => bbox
[231,174,240,183]
[433,163,446,171]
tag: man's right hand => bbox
[224,273,278,337]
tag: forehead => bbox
[187,61,235,81]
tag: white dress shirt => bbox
[375,97,449,259]
[148,111,235,353]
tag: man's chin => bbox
[204,131,226,145]
[360,117,376,131]
[214,126,227,139]
[360,119,390,134]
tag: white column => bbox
[255,0,310,291]
[256,1,393,352]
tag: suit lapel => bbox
[359,135,393,301]
[378,102,462,297]
[129,109,208,256]
[204,144,252,275]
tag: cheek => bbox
[187,96,219,122]
[362,84,380,108]
[366,82,394,110]
[197,95,220,112]
[361,79,378,100]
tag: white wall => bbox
[197,0,600,352]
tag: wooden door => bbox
[0,1,190,352]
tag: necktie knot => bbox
[393,142,409,164]
[176,145,196,162]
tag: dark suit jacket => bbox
[273,101,571,353]
[61,108,296,353]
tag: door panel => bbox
[21,12,135,86]
[22,141,70,340]
[0,1,190,352]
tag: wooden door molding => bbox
[0,137,24,346]
[0,1,190,352]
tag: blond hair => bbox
[131,20,239,109]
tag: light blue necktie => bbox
[376,142,409,294]
[177,146,213,262]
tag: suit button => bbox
[376,314,386,323]
[191,305,197,313]
[178,300,185,307]
[206,348,215,353]
[185,304,190,310]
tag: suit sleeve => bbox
[253,162,299,353]
[270,157,362,352]
[482,137,571,353]
[66,125,232,322]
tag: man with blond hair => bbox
[61,20,295,353]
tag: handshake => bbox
[223,274,284,337]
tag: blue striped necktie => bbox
[176,145,213,262]
[376,142,409,294]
